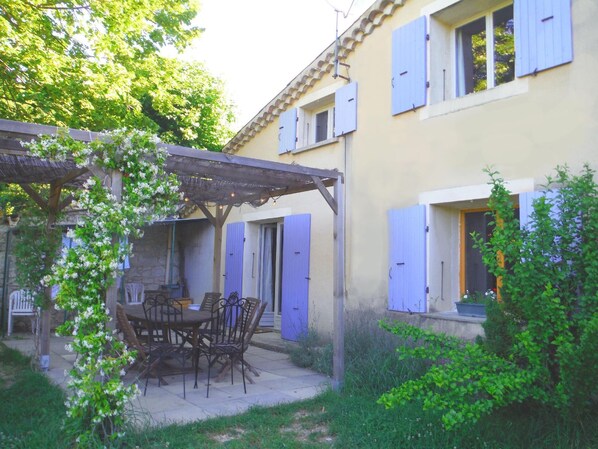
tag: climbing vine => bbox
[25,129,180,446]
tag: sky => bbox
[184,0,374,130]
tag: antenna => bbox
[326,0,355,81]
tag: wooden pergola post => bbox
[20,178,77,370]
[332,175,345,391]
[40,181,61,370]
[197,204,232,293]
[105,170,122,330]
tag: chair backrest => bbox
[115,303,146,357]
[200,292,221,312]
[125,283,145,304]
[9,289,35,314]
[243,297,261,333]
[210,294,250,348]
[243,299,267,352]
[143,298,184,345]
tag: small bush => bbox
[288,329,327,370]
[343,310,425,396]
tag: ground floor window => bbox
[461,209,496,296]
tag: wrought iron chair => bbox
[194,292,222,356]
[201,292,251,397]
[216,297,267,384]
[143,298,192,398]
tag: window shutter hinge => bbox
[426,286,429,294]
[426,33,430,41]
[426,81,430,88]
[425,225,429,232]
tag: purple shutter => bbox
[515,0,573,77]
[391,16,427,115]
[278,108,297,154]
[388,205,427,312]
[519,190,560,230]
[334,82,358,136]
[224,222,245,298]
[281,214,311,341]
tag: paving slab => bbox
[2,331,330,426]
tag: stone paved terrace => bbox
[2,331,329,426]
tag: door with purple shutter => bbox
[388,205,427,313]
[281,214,311,341]
[224,222,245,299]
[519,191,560,230]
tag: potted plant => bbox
[455,289,496,317]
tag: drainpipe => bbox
[169,221,176,285]
[1,228,12,337]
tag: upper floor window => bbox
[456,5,514,96]
[394,0,573,114]
[278,82,357,154]
[298,97,335,147]
[315,109,332,143]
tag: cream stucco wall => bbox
[224,0,598,334]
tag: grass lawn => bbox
[1,323,597,448]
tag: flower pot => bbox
[455,302,486,318]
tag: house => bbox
[187,0,596,341]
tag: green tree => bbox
[137,58,235,151]
[0,0,234,150]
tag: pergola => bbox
[0,118,346,389]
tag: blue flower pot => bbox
[455,302,486,318]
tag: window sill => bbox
[291,137,339,154]
[421,78,529,120]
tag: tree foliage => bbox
[12,208,63,307]
[0,0,234,149]
[379,165,598,429]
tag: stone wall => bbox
[126,220,213,303]
[127,224,179,292]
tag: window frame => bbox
[459,207,497,296]
[426,0,515,105]
[454,3,515,97]
[298,100,335,148]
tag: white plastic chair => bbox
[125,283,145,304]
[7,289,37,336]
